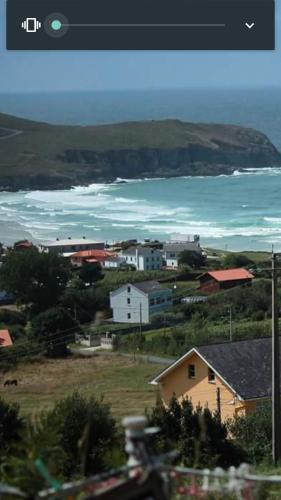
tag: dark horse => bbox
[4,379,18,387]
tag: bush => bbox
[0,398,24,455]
[228,404,272,464]
[45,392,117,477]
[223,253,254,269]
[0,393,118,494]
[0,309,26,326]
[147,395,244,468]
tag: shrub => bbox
[227,403,272,463]
[0,309,26,326]
[223,253,254,269]
[45,392,117,477]
[147,395,244,468]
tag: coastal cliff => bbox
[0,113,280,190]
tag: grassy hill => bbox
[0,113,280,190]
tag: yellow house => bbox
[150,338,272,421]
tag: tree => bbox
[178,250,205,269]
[147,395,244,468]
[0,412,66,496]
[0,248,70,314]
[0,398,24,456]
[223,253,254,269]
[30,307,81,356]
[61,286,109,324]
[78,263,103,287]
[0,394,117,495]
[46,392,116,477]
[0,309,26,326]
[227,404,272,463]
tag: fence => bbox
[1,416,281,499]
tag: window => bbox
[127,298,131,305]
[188,364,196,379]
[127,286,131,293]
[127,313,131,319]
[208,368,215,383]
[156,297,161,304]
[150,298,155,306]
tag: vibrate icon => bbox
[21,18,42,32]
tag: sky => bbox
[0,0,281,92]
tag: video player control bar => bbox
[6,0,275,50]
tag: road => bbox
[74,347,175,365]
[0,128,23,140]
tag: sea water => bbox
[1,88,281,251]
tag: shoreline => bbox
[1,166,281,193]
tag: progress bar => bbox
[62,23,227,27]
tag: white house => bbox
[103,256,128,269]
[163,235,202,269]
[110,281,172,324]
[121,247,163,271]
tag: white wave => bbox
[114,177,165,184]
[233,167,281,177]
[82,225,101,230]
[20,222,60,230]
[0,206,17,212]
[264,217,281,224]
[70,183,113,193]
[112,223,138,228]
[114,197,141,204]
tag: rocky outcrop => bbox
[61,141,281,181]
[0,115,280,190]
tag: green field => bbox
[0,354,161,420]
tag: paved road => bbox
[74,347,175,365]
[0,128,23,140]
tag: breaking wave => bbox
[1,172,281,250]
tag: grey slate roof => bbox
[133,280,171,294]
[163,242,202,254]
[197,338,274,400]
[152,337,278,401]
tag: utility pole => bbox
[216,387,221,421]
[272,251,281,464]
[139,303,142,335]
[229,305,233,342]
[132,303,142,363]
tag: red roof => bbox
[72,250,115,259]
[203,268,254,282]
[15,241,33,248]
[0,330,13,348]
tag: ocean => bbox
[1,88,281,251]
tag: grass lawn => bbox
[167,280,198,297]
[0,354,161,420]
